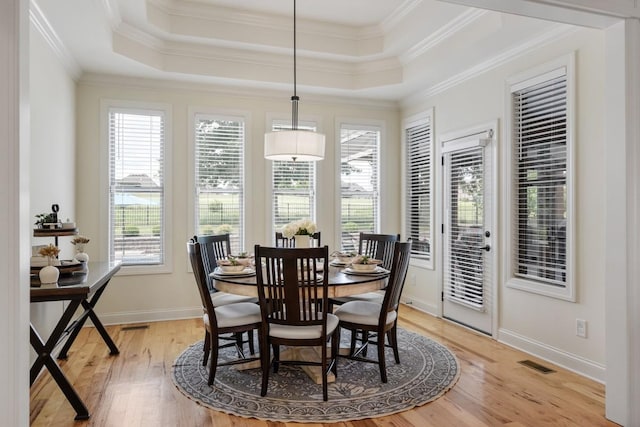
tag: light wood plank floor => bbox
[30,306,617,426]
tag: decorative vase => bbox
[294,234,310,248]
[75,244,89,262]
[39,259,59,284]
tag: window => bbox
[108,106,169,268]
[194,114,245,253]
[507,55,574,300]
[403,111,433,265]
[270,119,317,240]
[339,123,380,251]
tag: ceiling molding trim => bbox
[402,23,580,106]
[381,0,424,32]
[78,72,399,110]
[29,0,82,80]
[100,0,122,30]
[401,8,488,64]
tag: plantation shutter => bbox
[512,68,568,286]
[194,115,245,253]
[271,120,316,238]
[340,124,380,252]
[405,120,432,259]
[109,109,165,265]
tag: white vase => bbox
[75,244,89,262]
[294,235,310,248]
[39,265,59,284]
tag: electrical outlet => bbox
[576,319,587,338]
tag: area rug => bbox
[172,328,459,423]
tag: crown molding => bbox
[100,0,122,30]
[78,72,399,110]
[402,23,579,107]
[401,8,488,63]
[29,0,82,80]
[381,0,424,32]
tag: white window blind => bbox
[194,115,245,253]
[405,119,432,260]
[108,108,165,266]
[512,71,568,287]
[271,120,316,239]
[340,124,380,252]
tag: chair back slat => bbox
[358,232,400,271]
[194,234,232,291]
[187,238,218,329]
[380,241,413,321]
[255,245,329,327]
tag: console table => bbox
[30,261,121,420]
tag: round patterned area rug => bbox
[172,328,459,423]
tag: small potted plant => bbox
[71,235,90,262]
[281,218,317,248]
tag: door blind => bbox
[109,109,165,265]
[512,73,567,286]
[194,115,245,253]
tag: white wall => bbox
[75,78,400,324]
[29,23,77,354]
[401,27,606,380]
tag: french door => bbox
[442,130,495,335]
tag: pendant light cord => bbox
[291,0,299,130]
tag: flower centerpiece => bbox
[37,244,61,284]
[281,218,317,248]
[71,235,90,262]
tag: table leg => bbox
[57,280,119,359]
[30,299,90,420]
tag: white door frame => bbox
[438,120,499,338]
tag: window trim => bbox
[335,118,384,251]
[100,99,173,275]
[402,109,434,270]
[504,53,576,301]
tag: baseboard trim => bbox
[98,307,201,326]
[400,297,439,317]
[498,328,605,383]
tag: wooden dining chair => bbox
[328,232,400,310]
[275,231,321,247]
[187,239,262,385]
[194,234,258,365]
[334,241,412,383]
[254,245,338,401]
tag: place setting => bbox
[211,255,256,278]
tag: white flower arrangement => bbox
[281,218,317,239]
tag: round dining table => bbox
[211,263,389,298]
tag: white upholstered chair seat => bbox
[269,313,339,340]
[203,302,262,329]
[334,301,397,327]
[210,291,256,307]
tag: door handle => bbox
[474,244,491,252]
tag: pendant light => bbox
[264,0,325,162]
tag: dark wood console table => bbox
[30,261,121,420]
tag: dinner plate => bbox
[329,261,349,267]
[211,267,256,277]
[343,266,390,276]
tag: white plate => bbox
[211,267,256,277]
[343,267,390,276]
[330,261,349,267]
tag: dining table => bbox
[211,261,390,384]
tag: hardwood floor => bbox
[30,306,617,427]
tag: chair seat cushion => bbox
[334,301,397,327]
[331,290,384,305]
[204,302,261,329]
[210,291,257,307]
[269,313,339,340]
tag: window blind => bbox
[512,72,567,286]
[194,115,245,253]
[340,125,380,252]
[108,109,165,265]
[405,121,432,259]
[271,120,316,239]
